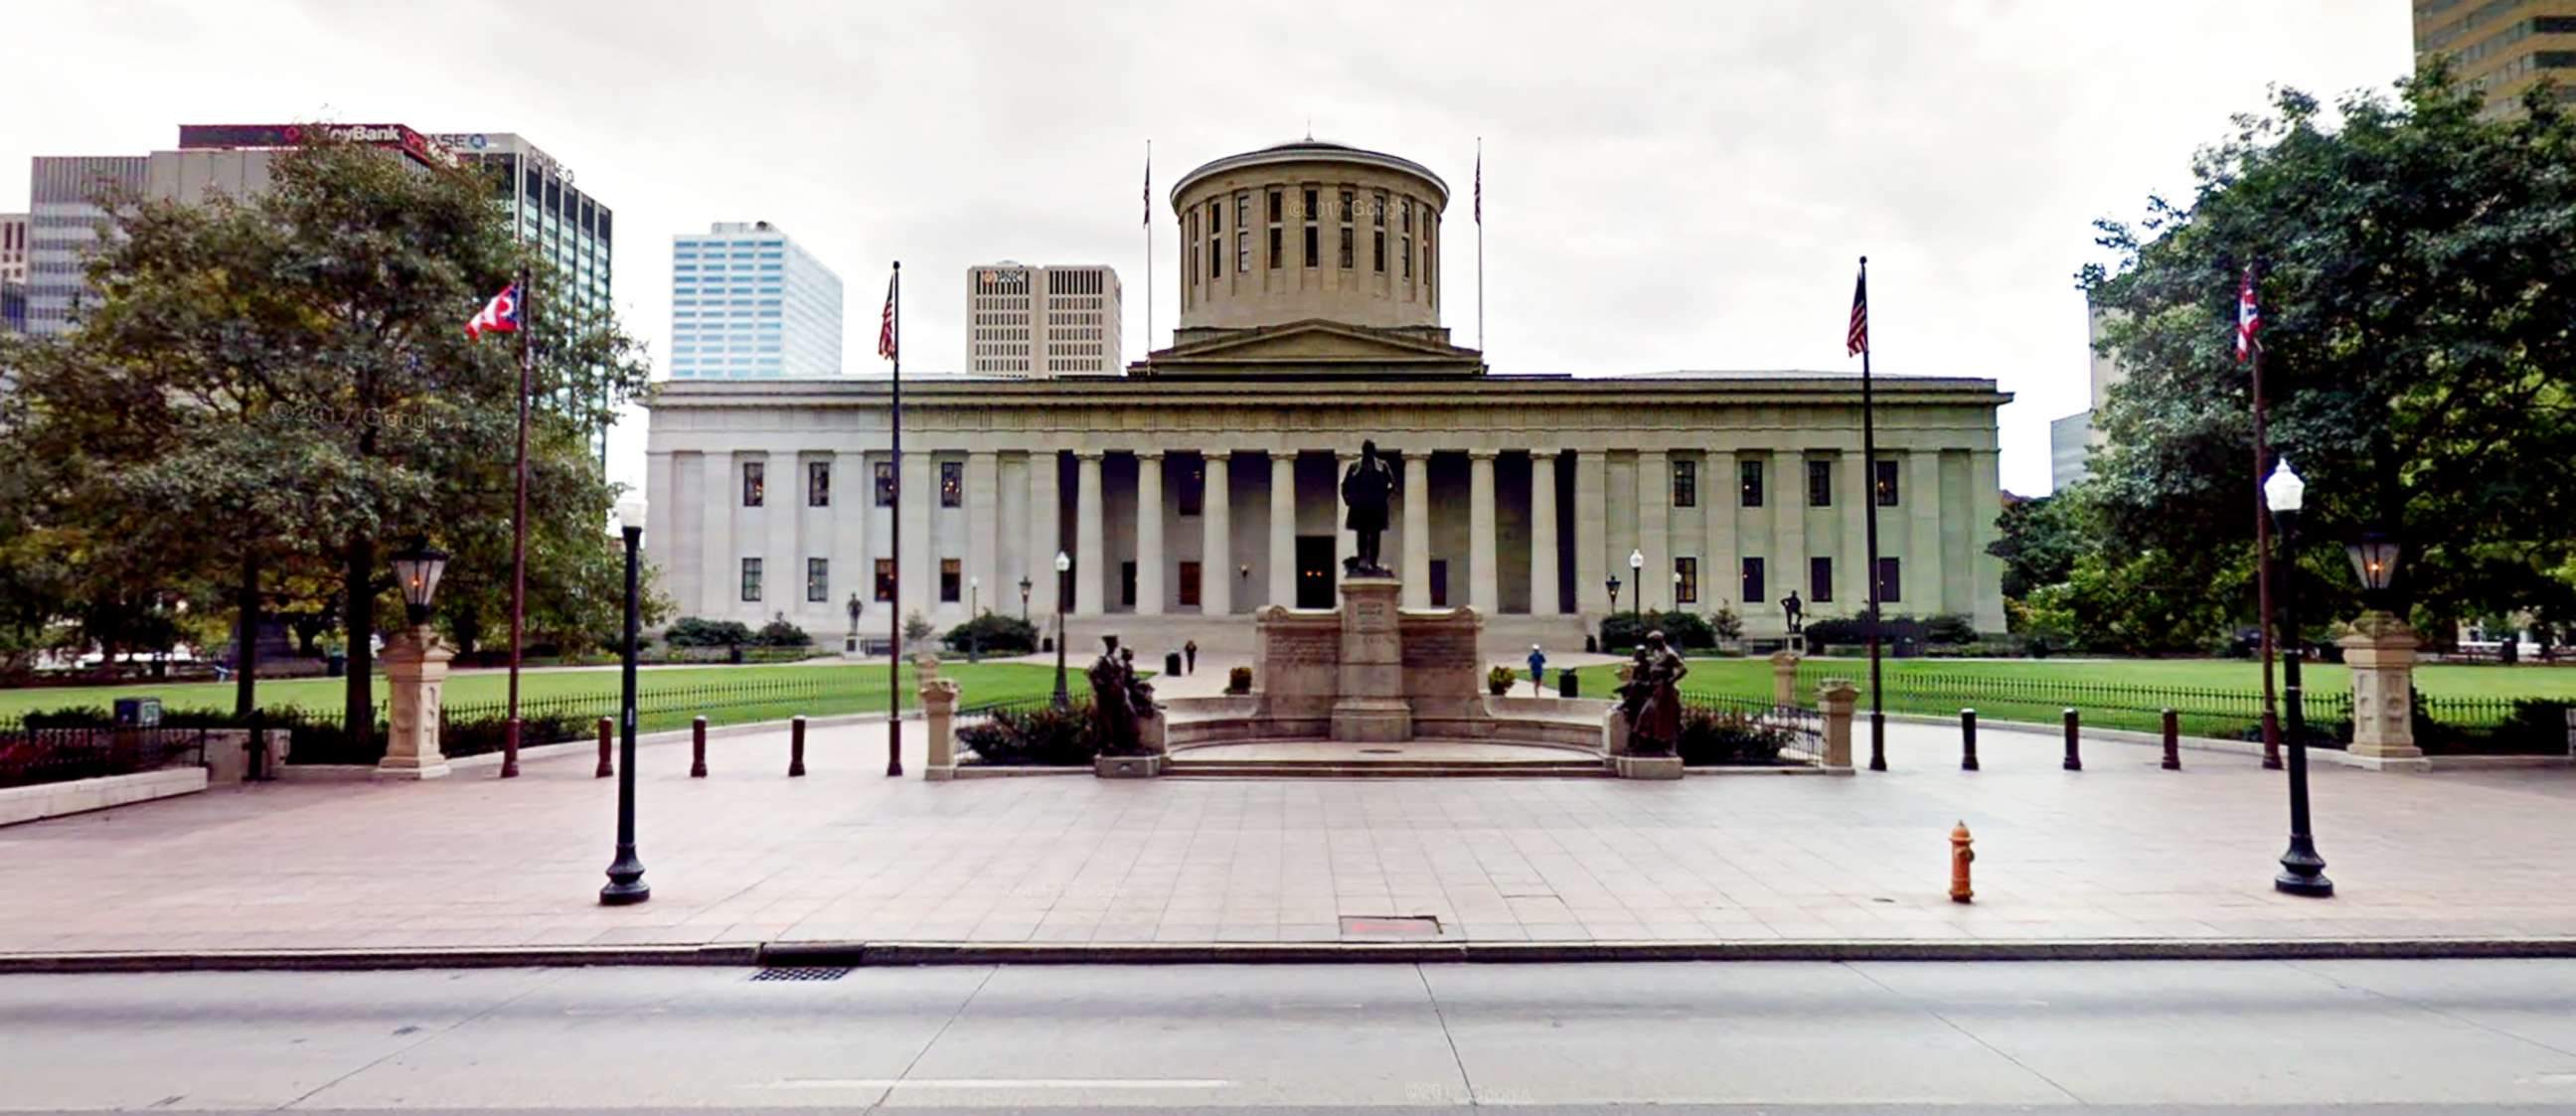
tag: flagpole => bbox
[886,261,904,777]
[504,264,531,779]
[1475,137,1485,353]
[1857,255,1885,772]
[1144,140,1154,360]
[2250,263,2283,771]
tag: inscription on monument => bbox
[1267,627,1339,665]
[1401,625,1479,669]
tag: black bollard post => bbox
[595,717,613,778]
[690,716,709,778]
[788,716,807,777]
[1960,709,1979,771]
[2161,708,2181,770]
[2061,708,2082,771]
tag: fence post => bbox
[2061,708,2082,771]
[594,717,613,778]
[1960,708,1979,771]
[690,716,708,778]
[2161,708,2180,770]
[1768,649,1801,708]
[1816,679,1858,771]
[788,716,807,777]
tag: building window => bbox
[939,461,962,507]
[1235,193,1249,234]
[740,558,763,602]
[1304,226,1319,267]
[1877,557,1902,603]
[807,461,830,506]
[1267,189,1282,223]
[1303,187,1318,220]
[807,558,828,602]
[1810,557,1835,603]
[1178,560,1202,608]
[875,461,895,507]
[875,558,895,602]
[1373,192,1387,227]
[1236,230,1249,272]
[1673,460,1696,507]
[1739,460,1765,508]
[1120,561,1137,607]
[1676,557,1698,605]
[1268,227,1282,268]
[940,558,961,603]
[1402,236,1412,278]
[741,461,765,506]
[1874,458,1900,506]
[1373,230,1385,271]
[1209,200,1221,236]
[1339,227,1354,269]
[1740,558,1765,605]
[1807,458,1833,507]
[1179,460,1205,517]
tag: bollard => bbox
[2161,708,2181,770]
[788,716,807,777]
[2060,709,2082,771]
[1950,822,1975,903]
[1959,708,1980,771]
[594,717,613,778]
[690,716,709,778]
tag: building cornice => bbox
[646,374,2011,410]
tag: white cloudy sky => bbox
[4,1,2414,497]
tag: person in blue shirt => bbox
[1526,644,1548,696]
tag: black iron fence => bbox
[1677,693,1821,766]
[1777,665,2357,740]
[0,725,209,790]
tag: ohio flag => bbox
[466,282,520,339]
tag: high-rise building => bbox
[426,132,613,329]
[2414,1,2576,118]
[668,222,843,379]
[2048,303,2128,492]
[0,213,25,335]
[23,157,146,336]
[966,262,1123,376]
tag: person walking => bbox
[1527,643,1548,696]
[1183,639,1199,675]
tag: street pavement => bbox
[2,960,2574,1110]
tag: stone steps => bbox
[1162,757,1613,779]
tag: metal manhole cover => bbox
[1340,915,1443,937]
[750,966,851,982]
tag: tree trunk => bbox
[234,547,259,718]
[342,535,374,749]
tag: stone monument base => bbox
[1331,698,1413,743]
[1254,575,1483,744]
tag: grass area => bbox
[0,661,1069,733]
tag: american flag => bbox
[464,282,519,339]
[2236,265,2260,363]
[1143,142,1151,228]
[1473,143,1482,225]
[877,273,897,362]
[1846,262,1868,357]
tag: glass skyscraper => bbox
[428,132,612,327]
[669,222,844,379]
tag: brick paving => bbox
[2,717,2572,953]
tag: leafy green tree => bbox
[2081,64,2576,644]
[1989,494,2086,603]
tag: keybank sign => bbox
[176,123,463,172]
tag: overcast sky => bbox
[5,1,2414,498]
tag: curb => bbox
[8,937,2576,973]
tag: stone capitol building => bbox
[644,139,2010,654]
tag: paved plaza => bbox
[2,715,2573,955]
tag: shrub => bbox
[1227,665,1253,694]
[439,711,591,758]
[1599,610,1716,652]
[1677,708,1796,766]
[1923,613,1978,645]
[1487,665,1517,695]
[665,616,753,648]
[902,611,935,648]
[754,616,812,648]
[942,612,1040,655]
[1708,605,1745,643]
[958,703,1098,765]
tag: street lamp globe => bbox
[389,540,449,627]
[614,496,649,535]
[1054,551,1072,574]
[2263,459,2304,516]
[1628,549,1645,573]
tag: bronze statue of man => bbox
[1629,630,1690,755]
[1780,589,1805,636]
[1340,440,1394,575]
[1085,634,1137,752]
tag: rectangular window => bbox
[875,558,895,602]
[1120,561,1137,607]
[1209,200,1221,235]
[1236,193,1249,233]
[939,461,962,508]
[1739,460,1765,508]
[741,461,765,506]
[1810,557,1835,603]
[1179,460,1206,517]
[1211,229,1222,278]
[1267,189,1282,222]
[1402,236,1412,278]
[1740,558,1766,605]
[1236,229,1248,272]
[1877,557,1902,603]
[1303,187,1318,220]
[1268,227,1282,268]
[1673,460,1697,507]
[1373,192,1386,227]
[1373,230,1385,271]
[807,558,828,602]
[875,461,895,507]
[1807,458,1833,507]
[807,461,829,507]
[1874,458,1900,506]
[1304,226,1319,267]
[1178,560,1202,608]
[740,558,763,602]
[1675,557,1698,605]
[1339,227,1354,269]
[940,558,961,603]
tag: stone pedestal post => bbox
[2339,611,2426,764]
[1769,650,1801,708]
[1818,678,1858,771]
[376,626,453,781]
[920,677,960,781]
[1331,576,1411,742]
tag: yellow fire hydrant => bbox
[1950,821,1975,903]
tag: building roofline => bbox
[1171,140,1450,210]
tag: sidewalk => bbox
[1,718,2571,958]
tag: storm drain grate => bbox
[750,966,852,982]
[1340,915,1443,937]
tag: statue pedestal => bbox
[376,626,452,781]
[1331,577,1410,742]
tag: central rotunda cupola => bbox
[1169,139,1450,336]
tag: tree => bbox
[2081,64,2576,643]
[1988,494,2085,603]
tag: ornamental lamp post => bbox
[1672,569,1683,611]
[968,576,982,665]
[600,497,651,906]
[1605,574,1623,631]
[376,540,454,780]
[1018,574,1033,625]
[1051,551,1073,711]
[389,541,449,628]
[2262,460,2331,898]
[1628,550,1646,621]
[2347,532,2403,609]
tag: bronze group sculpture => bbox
[1085,635,1163,756]
[1620,630,1690,756]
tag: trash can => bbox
[1558,672,1579,700]
[1584,635,1598,654]
[325,653,346,678]
[1164,651,1183,677]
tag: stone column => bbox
[1027,450,1060,618]
[700,454,735,616]
[376,626,453,781]
[899,450,934,624]
[1817,679,1857,770]
[1843,449,1871,611]
[1639,448,1670,611]
[919,677,961,781]
[1469,449,1500,614]
[1970,449,2006,632]
[1135,449,1165,615]
[2340,612,2426,763]
[833,450,868,647]
[1268,450,1297,608]
[1703,450,1738,617]
[1771,449,1806,632]
[1574,449,1610,614]
[966,450,999,618]
[1202,450,1232,616]
[766,449,797,618]
[1074,451,1105,615]
[1401,451,1431,608]
[1908,450,1944,615]
[1530,450,1559,614]
[645,451,677,596]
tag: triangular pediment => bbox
[1134,319,1485,378]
